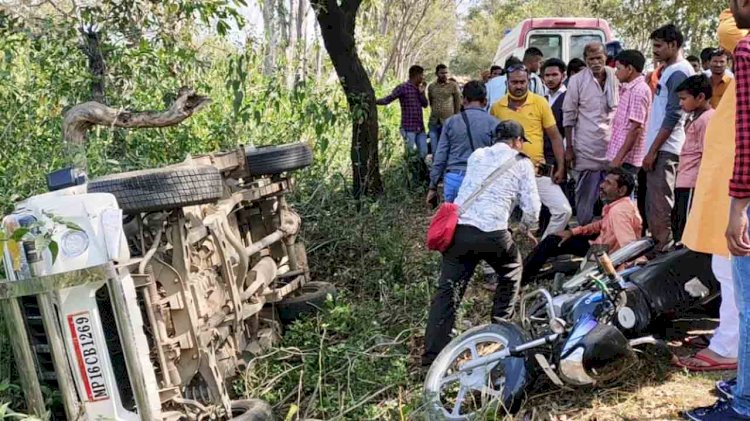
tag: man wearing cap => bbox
[490,65,571,238]
[422,120,541,366]
[521,167,642,284]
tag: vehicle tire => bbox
[277,281,336,324]
[88,165,223,213]
[423,322,530,420]
[245,142,313,176]
[229,399,274,420]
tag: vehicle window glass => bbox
[571,34,604,60]
[528,34,562,60]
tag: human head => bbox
[462,80,487,108]
[700,47,714,70]
[504,56,523,73]
[614,50,646,83]
[650,24,684,63]
[567,58,586,79]
[676,74,712,112]
[507,65,529,98]
[709,49,728,76]
[731,0,750,30]
[493,120,529,151]
[409,65,425,84]
[481,70,491,83]
[542,58,566,91]
[523,47,544,73]
[600,168,635,202]
[687,55,701,73]
[435,64,448,83]
[584,42,607,75]
[490,65,503,78]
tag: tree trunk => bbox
[262,0,278,76]
[312,0,383,197]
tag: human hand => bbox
[565,148,576,170]
[556,230,573,245]
[609,157,623,169]
[426,189,438,209]
[553,168,566,184]
[419,82,427,93]
[726,198,750,256]
[642,152,657,172]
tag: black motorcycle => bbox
[423,241,718,419]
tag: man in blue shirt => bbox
[426,81,501,205]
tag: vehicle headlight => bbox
[61,230,89,257]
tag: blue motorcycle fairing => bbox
[561,314,598,358]
[569,291,611,323]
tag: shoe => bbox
[683,399,750,420]
[716,378,737,401]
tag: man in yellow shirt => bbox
[491,65,570,238]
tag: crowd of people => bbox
[377,4,750,420]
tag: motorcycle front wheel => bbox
[423,322,530,420]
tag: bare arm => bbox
[545,125,566,172]
[612,120,643,166]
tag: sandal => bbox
[683,334,711,349]
[674,353,738,372]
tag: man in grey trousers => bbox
[642,24,694,253]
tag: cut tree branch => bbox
[63,87,211,145]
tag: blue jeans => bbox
[428,123,443,154]
[399,129,429,159]
[443,171,465,203]
[733,208,750,416]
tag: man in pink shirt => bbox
[522,167,642,284]
[672,74,715,243]
[607,50,652,178]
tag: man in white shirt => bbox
[422,121,541,366]
[525,47,548,96]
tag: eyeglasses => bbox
[506,64,528,74]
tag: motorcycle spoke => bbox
[468,342,479,360]
[440,372,460,386]
[451,385,468,417]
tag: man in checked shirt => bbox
[684,2,750,420]
[377,65,430,185]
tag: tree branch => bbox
[62,87,211,145]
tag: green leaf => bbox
[10,228,29,242]
[49,241,59,264]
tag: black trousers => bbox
[672,187,694,243]
[521,233,597,285]
[422,225,522,365]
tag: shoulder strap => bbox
[459,153,523,215]
[460,111,476,151]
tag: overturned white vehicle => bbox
[1,140,332,420]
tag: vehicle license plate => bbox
[67,311,110,401]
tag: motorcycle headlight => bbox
[61,230,89,257]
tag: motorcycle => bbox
[423,242,718,420]
[1,143,330,420]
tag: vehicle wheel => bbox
[423,322,530,420]
[88,165,223,213]
[229,399,273,420]
[277,281,336,324]
[245,142,313,176]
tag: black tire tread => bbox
[88,165,223,213]
[277,281,336,323]
[229,399,274,421]
[245,142,313,176]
